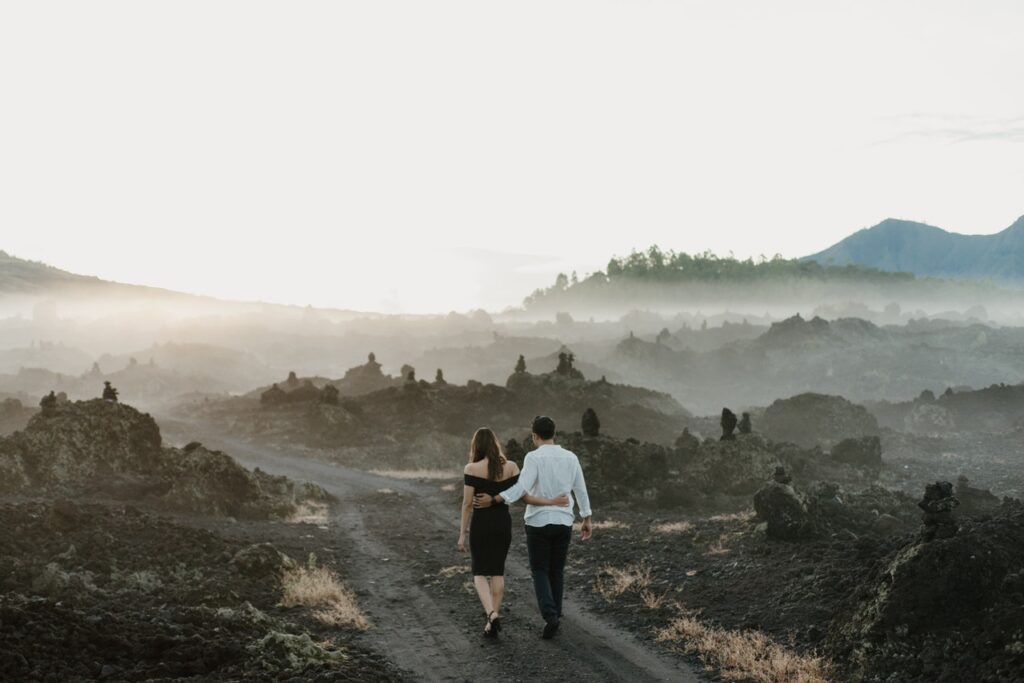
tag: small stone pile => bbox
[918,481,959,541]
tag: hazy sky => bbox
[1,1,1022,313]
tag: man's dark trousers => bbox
[525,523,572,624]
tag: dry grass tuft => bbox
[652,520,695,534]
[440,483,456,492]
[288,501,329,526]
[281,561,369,630]
[706,540,732,556]
[438,565,468,579]
[376,488,396,495]
[657,615,833,683]
[371,469,460,480]
[640,589,668,610]
[596,563,652,600]
[709,510,756,523]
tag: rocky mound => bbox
[754,476,918,541]
[755,314,889,350]
[761,392,879,447]
[874,382,1024,435]
[0,397,36,435]
[827,499,1024,682]
[0,500,400,681]
[509,419,887,511]
[186,363,692,470]
[0,399,329,519]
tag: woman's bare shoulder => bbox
[464,461,483,475]
[505,460,520,476]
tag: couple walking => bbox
[458,415,593,639]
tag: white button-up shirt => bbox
[500,444,593,527]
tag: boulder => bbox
[230,543,296,578]
[753,481,811,540]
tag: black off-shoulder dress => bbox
[465,473,519,576]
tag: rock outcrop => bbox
[761,392,879,447]
[829,499,1024,682]
[0,400,329,519]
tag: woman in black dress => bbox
[458,427,567,637]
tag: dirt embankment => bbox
[0,499,404,681]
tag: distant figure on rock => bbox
[368,352,376,364]
[435,369,447,385]
[40,390,58,414]
[406,369,416,383]
[738,412,752,435]
[286,371,299,388]
[515,355,527,374]
[101,381,119,402]
[918,481,959,541]
[720,408,738,441]
[581,408,600,437]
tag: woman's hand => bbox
[553,494,570,506]
[457,533,466,552]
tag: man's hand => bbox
[473,493,494,509]
[580,517,593,541]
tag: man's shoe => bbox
[541,619,560,639]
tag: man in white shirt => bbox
[473,415,593,639]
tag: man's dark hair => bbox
[532,415,556,440]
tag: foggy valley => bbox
[2,3,1023,682]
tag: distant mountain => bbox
[0,249,184,298]
[804,216,1024,284]
[0,250,102,292]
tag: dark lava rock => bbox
[753,480,811,540]
[828,499,1024,682]
[231,543,297,578]
[829,435,882,473]
[720,408,738,441]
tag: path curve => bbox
[172,428,701,682]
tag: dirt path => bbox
[181,430,700,682]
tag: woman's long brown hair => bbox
[469,427,506,481]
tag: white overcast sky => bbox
[1,1,1022,313]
